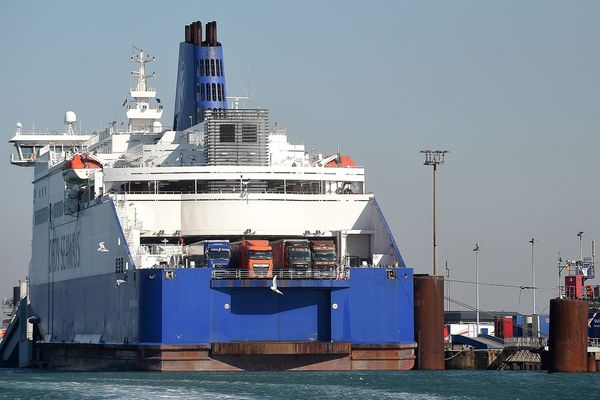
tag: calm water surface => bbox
[0,369,597,399]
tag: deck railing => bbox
[211,268,349,280]
[504,337,547,348]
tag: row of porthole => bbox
[196,82,225,102]
[197,58,223,77]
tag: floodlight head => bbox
[577,231,585,238]
[473,243,480,252]
[529,237,535,244]
[421,149,449,166]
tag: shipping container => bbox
[565,275,584,299]
[494,316,513,339]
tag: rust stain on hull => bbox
[36,341,416,371]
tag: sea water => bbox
[0,369,597,399]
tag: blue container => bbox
[538,314,550,338]
[513,315,524,337]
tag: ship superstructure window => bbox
[53,201,64,219]
[241,124,258,142]
[219,124,236,142]
[216,59,221,76]
[217,84,222,101]
[115,257,124,274]
[212,83,216,101]
[210,59,215,76]
[204,59,209,76]
[219,84,224,100]
[199,59,204,77]
[196,84,200,103]
[34,207,48,225]
[201,84,205,101]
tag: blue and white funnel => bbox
[173,20,227,130]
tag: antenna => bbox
[242,83,257,108]
[64,111,77,135]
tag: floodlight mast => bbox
[473,243,481,336]
[421,150,449,276]
[530,237,536,315]
[577,231,585,261]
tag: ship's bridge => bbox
[8,117,91,167]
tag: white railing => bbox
[211,268,349,280]
[504,337,547,348]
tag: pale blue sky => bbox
[1,1,599,314]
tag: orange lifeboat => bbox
[63,153,103,182]
[326,155,356,168]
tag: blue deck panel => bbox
[138,267,415,346]
[331,268,414,344]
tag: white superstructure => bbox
[9,49,403,287]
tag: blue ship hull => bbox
[30,266,416,370]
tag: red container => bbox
[495,317,514,339]
[565,275,583,299]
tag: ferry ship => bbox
[6,20,416,371]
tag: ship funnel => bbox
[173,19,227,130]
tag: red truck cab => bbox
[230,240,273,278]
[271,239,311,270]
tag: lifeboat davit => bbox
[63,153,103,182]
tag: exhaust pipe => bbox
[191,21,198,45]
[196,20,203,45]
[185,24,191,43]
[212,20,218,45]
